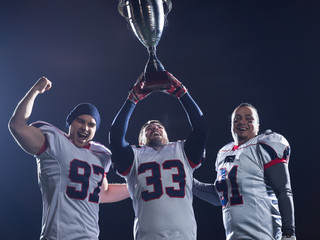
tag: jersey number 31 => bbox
[216,165,243,207]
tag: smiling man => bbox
[193,103,296,240]
[8,76,129,240]
[109,72,208,240]
[231,103,260,146]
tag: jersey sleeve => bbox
[180,140,204,169]
[257,132,291,169]
[31,121,66,158]
[215,142,233,172]
[89,141,112,173]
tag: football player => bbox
[8,76,129,240]
[109,73,208,240]
[193,103,296,240]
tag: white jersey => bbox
[33,121,112,240]
[214,132,290,240]
[120,140,200,240]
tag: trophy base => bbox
[144,71,172,91]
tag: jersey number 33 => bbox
[138,159,186,202]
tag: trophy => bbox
[118,0,172,90]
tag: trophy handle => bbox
[163,0,172,24]
[118,0,129,22]
[118,0,172,23]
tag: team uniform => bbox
[32,121,112,240]
[214,131,290,240]
[118,140,200,240]
[110,92,208,240]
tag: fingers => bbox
[134,73,146,85]
[35,76,52,93]
[138,72,145,80]
[166,72,182,87]
[45,80,52,92]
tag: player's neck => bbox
[147,142,166,151]
[235,135,256,146]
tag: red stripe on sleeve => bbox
[119,164,133,177]
[188,157,203,169]
[36,137,48,155]
[264,158,287,170]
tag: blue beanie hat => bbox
[66,103,101,130]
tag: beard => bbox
[147,137,167,148]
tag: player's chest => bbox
[61,151,106,203]
[59,146,103,165]
[134,158,190,202]
[216,147,261,179]
[215,149,264,208]
[135,149,188,180]
[137,145,183,163]
[56,148,106,184]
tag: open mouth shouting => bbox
[152,131,161,137]
[77,131,88,142]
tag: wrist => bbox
[173,85,187,98]
[281,227,296,240]
[127,92,138,104]
[281,236,296,240]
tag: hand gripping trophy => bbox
[118,0,172,90]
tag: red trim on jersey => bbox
[63,134,92,149]
[36,137,48,155]
[188,157,202,169]
[219,143,257,153]
[119,164,133,176]
[264,158,287,170]
[83,142,91,149]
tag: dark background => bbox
[1,0,318,239]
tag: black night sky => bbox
[0,0,319,239]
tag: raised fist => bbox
[33,76,52,94]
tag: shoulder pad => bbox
[262,129,273,135]
[31,121,67,136]
[89,141,111,155]
[218,142,234,152]
[31,121,51,128]
[258,132,290,160]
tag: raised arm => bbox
[109,74,152,174]
[180,93,208,165]
[109,100,136,174]
[8,77,52,155]
[163,73,208,165]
